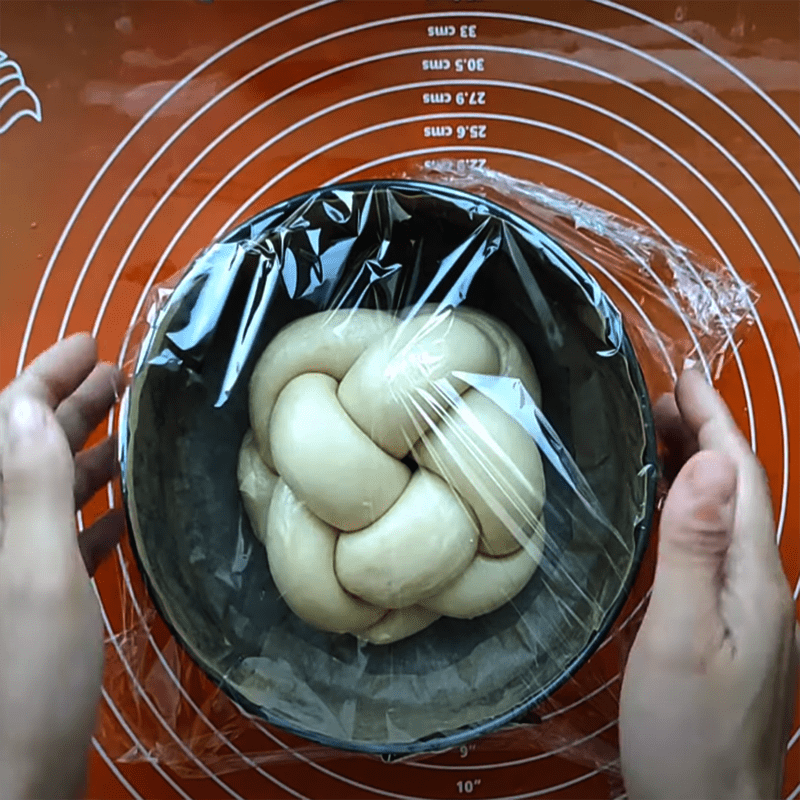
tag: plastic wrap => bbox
[106,168,755,777]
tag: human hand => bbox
[620,369,799,799]
[0,335,125,799]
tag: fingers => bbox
[2,335,122,457]
[56,363,122,454]
[675,369,778,568]
[675,370,751,460]
[672,369,792,660]
[646,449,737,664]
[654,393,698,483]
[78,509,126,577]
[3,334,98,411]
[74,435,119,508]
[1,400,124,578]
[0,398,80,580]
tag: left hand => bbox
[0,334,125,799]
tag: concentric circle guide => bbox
[13,2,798,798]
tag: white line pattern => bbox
[12,2,796,797]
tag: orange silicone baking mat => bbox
[1,2,798,798]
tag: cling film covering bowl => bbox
[119,178,658,754]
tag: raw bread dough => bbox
[249,309,396,470]
[334,469,479,608]
[270,372,409,531]
[414,390,545,556]
[358,605,442,645]
[237,429,278,545]
[266,480,385,634]
[238,306,547,643]
[420,541,544,619]
[338,311,501,458]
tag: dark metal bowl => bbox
[119,179,657,756]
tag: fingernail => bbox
[8,398,46,442]
[682,359,708,382]
[112,367,127,402]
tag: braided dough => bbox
[238,307,546,644]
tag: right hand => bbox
[620,369,798,799]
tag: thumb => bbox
[646,449,738,664]
[1,396,78,580]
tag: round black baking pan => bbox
[119,179,658,756]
